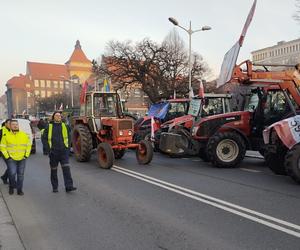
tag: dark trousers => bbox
[41,135,49,154]
[7,159,26,191]
[1,158,9,181]
[49,150,74,189]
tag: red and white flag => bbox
[198,81,205,98]
[150,116,155,141]
[239,0,257,46]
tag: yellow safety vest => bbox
[40,128,45,135]
[0,131,31,161]
[48,123,69,149]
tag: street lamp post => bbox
[168,17,211,99]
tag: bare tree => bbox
[92,31,209,103]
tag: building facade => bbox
[251,38,300,69]
[6,41,92,117]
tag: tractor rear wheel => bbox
[136,140,153,165]
[114,149,126,159]
[285,144,300,183]
[72,124,93,162]
[97,143,114,169]
[207,131,246,168]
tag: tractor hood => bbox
[263,115,300,149]
[193,111,252,138]
[161,114,193,129]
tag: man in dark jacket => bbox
[42,112,76,193]
[0,119,11,184]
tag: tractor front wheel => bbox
[97,143,115,169]
[285,144,300,184]
[207,131,246,168]
[136,140,153,165]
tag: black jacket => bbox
[42,122,71,152]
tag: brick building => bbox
[6,40,92,117]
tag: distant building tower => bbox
[251,38,300,70]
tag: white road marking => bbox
[192,159,201,162]
[112,165,300,238]
[240,168,262,173]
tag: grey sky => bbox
[0,0,298,94]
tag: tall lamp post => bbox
[168,17,211,99]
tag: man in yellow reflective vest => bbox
[0,119,11,184]
[0,120,31,195]
[42,111,76,193]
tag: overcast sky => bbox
[0,0,299,94]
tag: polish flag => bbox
[150,116,155,141]
[198,81,205,98]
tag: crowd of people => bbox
[0,111,77,195]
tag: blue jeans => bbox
[7,159,26,191]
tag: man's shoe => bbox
[66,187,77,193]
[17,190,24,196]
[9,187,14,195]
[52,189,58,193]
[1,175,8,185]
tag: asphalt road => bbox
[1,141,300,250]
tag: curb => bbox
[0,186,25,250]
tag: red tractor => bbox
[156,94,232,156]
[160,60,300,167]
[263,115,300,183]
[133,98,189,142]
[71,91,153,169]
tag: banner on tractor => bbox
[148,102,170,119]
[263,115,300,149]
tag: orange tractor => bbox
[71,91,153,169]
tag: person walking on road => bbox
[42,111,77,193]
[0,119,31,195]
[0,119,11,184]
[37,118,49,155]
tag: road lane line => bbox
[112,165,300,236]
[240,168,262,173]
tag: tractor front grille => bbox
[118,120,133,130]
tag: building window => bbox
[65,82,69,89]
[297,44,299,51]
[34,90,40,96]
[40,80,45,88]
[54,91,58,95]
[41,90,46,98]
[46,80,51,88]
[47,91,52,97]
[34,80,39,87]
[53,81,58,88]
[27,92,31,97]
[26,83,31,88]
[60,81,64,89]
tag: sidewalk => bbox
[0,186,24,250]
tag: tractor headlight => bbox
[119,131,124,136]
[128,130,133,136]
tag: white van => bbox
[15,118,36,154]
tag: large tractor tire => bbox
[136,140,153,165]
[72,124,93,162]
[207,131,246,168]
[114,149,126,159]
[264,130,287,175]
[97,143,115,169]
[285,144,300,184]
